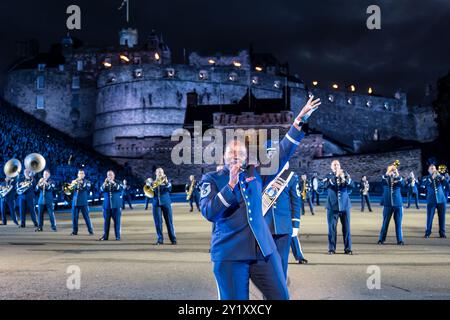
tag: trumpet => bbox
[17,178,34,195]
[144,176,168,199]
[63,179,83,196]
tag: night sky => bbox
[0,0,449,104]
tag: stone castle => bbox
[3,28,438,184]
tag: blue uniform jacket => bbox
[122,185,132,197]
[323,172,352,212]
[264,173,301,235]
[200,125,305,262]
[423,174,449,205]
[101,181,123,210]
[16,175,35,202]
[1,179,17,203]
[72,180,92,207]
[406,178,419,194]
[36,179,55,205]
[152,181,172,206]
[381,175,405,207]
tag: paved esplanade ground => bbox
[0,203,449,300]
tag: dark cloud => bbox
[0,0,449,104]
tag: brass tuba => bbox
[4,159,22,178]
[24,153,46,174]
[144,178,154,199]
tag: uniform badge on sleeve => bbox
[201,183,211,198]
[296,183,302,197]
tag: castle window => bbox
[347,98,353,105]
[166,68,175,78]
[134,68,143,78]
[384,102,389,110]
[77,60,84,71]
[36,95,45,109]
[251,76,259,85]
[199,70,208,80]
[366,101,372,108]
[36,76,45,90]
[37,63,46,71]
[72,76,80,89]
[274,81,281,89]
[328,95,334,103]
[58,64,65,72]
[72,94,80,108]
[229,72,238,82]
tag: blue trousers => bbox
[72,205,93,234]
[379,206,403,243]
[1,199,18,225]
[291,235,306,261]
[189,194,200,211]
[301,197,315,215]
[122,195,133,209]
[272,234,291,278]
[327,209,352,252]
[407,192,419,209]
[38,204,56,230]
[152,203,176,243]
[18,197,38,227]
[103,208,121,239]
[425,203,446,237]
[213,250,289,300]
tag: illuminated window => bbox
[229,72,238,82]
[199,70,208,80]
[36,95,45,109]
[166,68,175,78]
[72,76,80,89]
[36,76,45,90]
[38,64,46,71]
[274,81,281,89]
[328,95,334,102]
[134,69,143,78]
[251,76,259,85]
[77,60,84,71]
[366,101,372,108]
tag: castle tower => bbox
[119,28,138,48]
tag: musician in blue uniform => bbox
[99,170,123,241]
[323,160,353,255]
[359,176,372,212]
[150,168,177,245]
[378,164,405,245]
[121,179,133,210]
[186,175,201,212]
[200,96,320,300]
[36,170,57,232]
[300,174,315,215]
[423,164,448,239]
[406,172,420,209]
[263,141,303,277]
[0,177,19,226]
[70,169,94,236]
[16,169,38,228]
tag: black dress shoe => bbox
[154,242,163,246]
[35,227,43,232]
[424,235,430,239]
[440,235,447,239]
[116,238,121,241]
[344,250,353,255]
[378,240,384,245]
[98,237,108,241]
[171,241,177,245]
[70,232,78,236]
[89,232,94,236]
[19,225,25,229]
[397,241,405,246]
[299,259,309,264]
[328,250,336,255]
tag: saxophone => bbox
[301,180,307,201]
[186,180,195,201]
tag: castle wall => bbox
[309,149,422,182]
[291,88,437,150]
[94,64,299,157]
[3,69,96,140]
